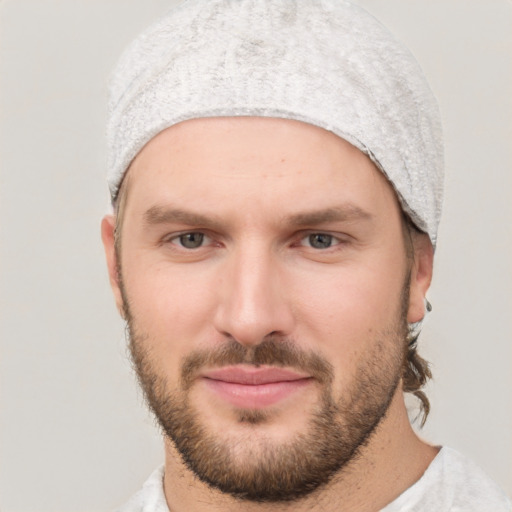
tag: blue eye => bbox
[177,232,205,249]
[308,233,334,249]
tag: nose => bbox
[213,246,295,347]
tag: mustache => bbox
[180,337,334,390]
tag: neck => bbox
[162,389,438,512]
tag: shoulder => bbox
[438,447,510,509]
[382,447,511,511]
[115,465,169,512]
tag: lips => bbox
[200,365,312,409]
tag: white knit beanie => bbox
[107,0,443,245]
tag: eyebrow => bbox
[143,204,373,230]
[143,206,223,230]
[284,205,373,226]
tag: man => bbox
[101,0,511,510]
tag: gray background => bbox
[1,1,511,510]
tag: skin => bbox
[102,116,437,511]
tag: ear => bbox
[101,214,125,318]
[407,233,434,324]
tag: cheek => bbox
[121,255,220,356]
[294,261,405,330]
[289,259,407,373]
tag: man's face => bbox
[103,117,429,502]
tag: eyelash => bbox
[164,231,347,251]
[165,231,213,249]
[298,233,342,250]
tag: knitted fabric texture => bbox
[107,0,444,245]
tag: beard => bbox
[122,283,408,503]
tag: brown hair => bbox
[113,172,131,254]
[401,214,432,426]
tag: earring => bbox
[425,298,432,312]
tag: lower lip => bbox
[202,378,312,409]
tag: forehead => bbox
[121,116,401,223]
